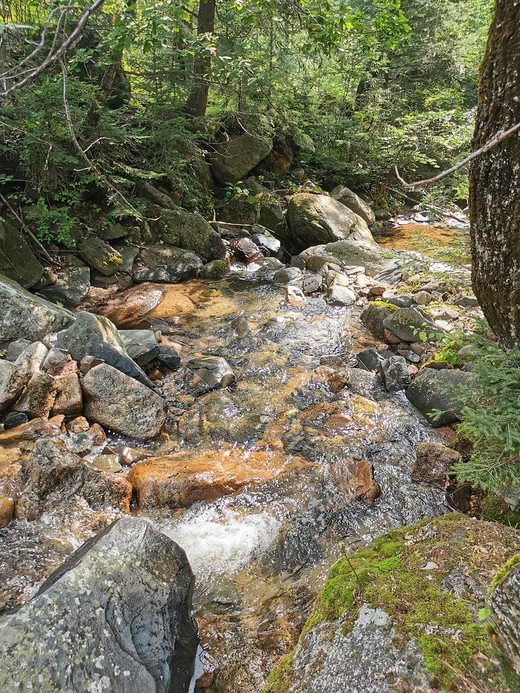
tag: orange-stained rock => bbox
[127,446,311,510]
[68,416,90,434]
[89,423,106,447]
[52,372,83,416]
[329,458,381,504]
[0,462,24,500]
[0,496,15,528]
[0,417,62,445]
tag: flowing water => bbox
[0,263,449,691]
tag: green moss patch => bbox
[264,514,520,693]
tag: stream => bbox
[0,225,457,691]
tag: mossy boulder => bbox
[360,301,399,339]
[259,198,290,243]
[287,193,374,252]
[0,217,43,288]
[79,237,123,276]
[382,307,435,343]
[211,133,272,184]
[264,514,520,693]
[158,207,226,261]
[488,555,520,677]
[218,193,261,225]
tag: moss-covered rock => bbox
[259,198,290,243]
[360,301,399,339]
[78,237,123,276]
[0,217,43,288]
[218,192,261,225]
[264,514,520,693]
[158,207,226,261]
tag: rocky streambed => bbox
[0,196,518,691]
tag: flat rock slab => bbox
[127,447,311,509]
[0,517,198,693]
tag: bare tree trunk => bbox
[184,0,215,118]
[469,0,520,347]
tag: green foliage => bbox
[453,342,520,492]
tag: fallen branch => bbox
[395,121,520,189]
[0,0,105,100]
[386,187,468,224]
[59,58,144,219]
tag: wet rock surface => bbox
[0,518,198,693]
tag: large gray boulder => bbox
[158,207,226,261]
[0,274,75,342]
[488,557,520,676]
[0,217,43,288]
[331,185,376,226]
[57,311,153,389]
[0,517,198,692]
[300,239,395,277]
[82,364,167,440]
[383,307,435,343]
[79,237,123,276]
[211,133,272,184]
[133,246,203,284]
[39,266,91,307]
[287,194,374,252]
[405,367,479,426]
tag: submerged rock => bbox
[265,514,520,693]
[0,517,198,692]
[128,447,311,510]
[82,364,167,440]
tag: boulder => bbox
[300,239,394,277]
[218,193,261,226]
[14,341,49,377]
[230,237,264,264]
[411,442,462,486]
[13,371,57,419]
[0,360,29,413]
[265,514,520,693]
[258,199,290,243]
[82,364,167,440]
[119,329,159,368]
[211,133,272,184]
[360,302,398,339]
[136,245,203,283]
[274,267,303,285]
[406,367,479,427]
[383,307,435,343]
[127,447,310,509]
[158,207,226,261]
[0,217,43,288]
[330,185,375,226]
[14,438,132,521]
[488,557,520,676]
[51,372,83,416]
[0,274,74,342]
[157,345,181,372]
[79,237,123,276]
[42,347,70,375]
[326,285,356,306]
[39,266,91,307]
[380,354,411,392]
[287,193,374,251]
[57,311,153,389]
[252,227,282,258]
[0,518,198,692]
[199,259,229,279]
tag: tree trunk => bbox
[469,0,520,348]
[184,0,216,118]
